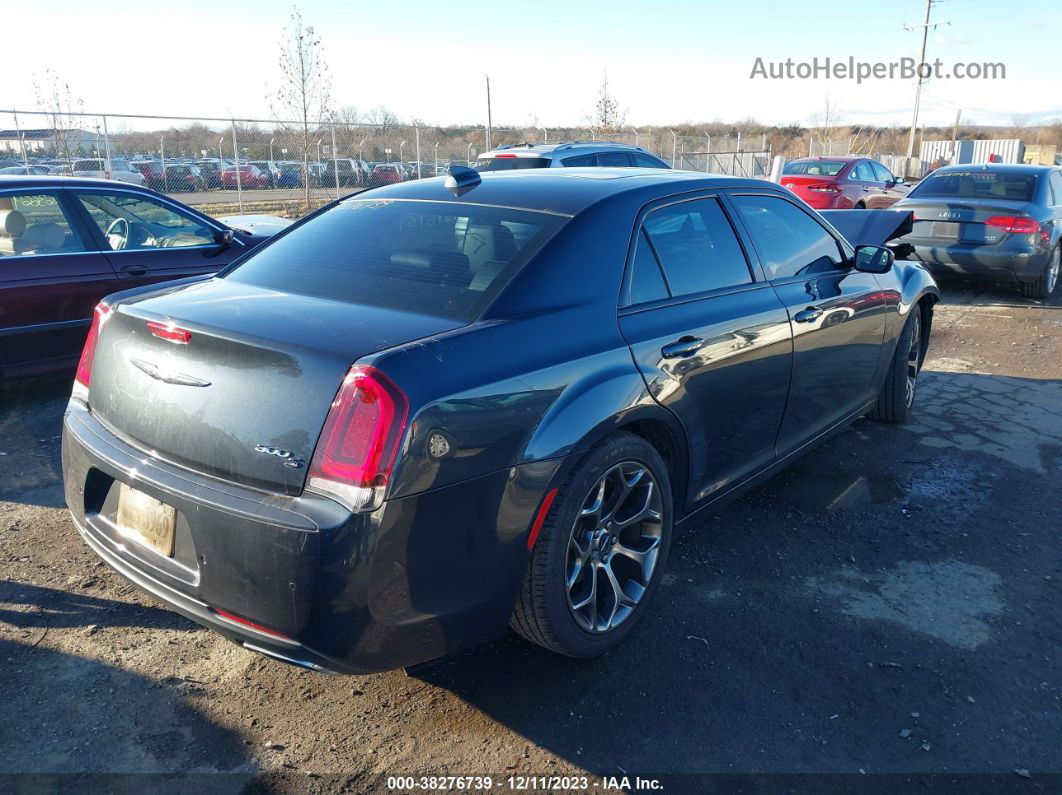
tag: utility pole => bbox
[951,108,962,153]
[485,75,493,151]
[904,0,948,170]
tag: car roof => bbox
[477,141,661,159]
[930,163,1054,176]
[349,167,780,215]
[788,155,862,163]
[0,174,143,190]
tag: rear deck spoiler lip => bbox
[819,209,914,247]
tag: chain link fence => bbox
[1,109,920,214]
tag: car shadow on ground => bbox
[0,638,256,789]
[412,370,1062,777]
[0,581,198,633]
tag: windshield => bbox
[475,157,550,172]
[909,170,1038,202]
[783,160,847,176]
[226,199,567,322]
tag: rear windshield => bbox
[73,160,104,171]
[474,157,550,172]
[783,160,847,176]
[909,171,1038,202]
[225,199,567,322]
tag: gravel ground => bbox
[1,279,1060,793]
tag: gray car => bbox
[895,163,1062,299]
[474,141,670,172]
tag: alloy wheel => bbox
[905,310,922,408]
[566,462,664,633]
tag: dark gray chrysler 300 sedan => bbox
[62,168,939,673]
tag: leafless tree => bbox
[590,71,626,134]
[32,69,85,159]
[366,106,399,137]
[808,96,843,156]
[269,6,331,208]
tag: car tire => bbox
[869,305,924,423]
[511,431,673,658]
[1019,245,1060,300]
[854,201,866,209]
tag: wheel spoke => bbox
[613,481,662,529]
[612,536,661,579]
[602,562,636,629]
[579,477,607,519]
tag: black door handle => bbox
[661,336,706,358]
[794,306,823,323]
[119,264,148,276]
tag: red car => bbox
[221,164,269,190]
[781,156,912,210]
[369,163,404,187]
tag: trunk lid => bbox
[780,174,841,199]
[88,278,461,495]
[899,198,1037,247]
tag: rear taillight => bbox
[806,182,841,193]
[307,366,409,512]
[495,154,516,158]
[985,215,1038,235]
[72,302,112,402]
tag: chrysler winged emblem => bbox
[130,357,211,387]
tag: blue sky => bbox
[7,0,1060,128]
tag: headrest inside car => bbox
[0,209,27,238]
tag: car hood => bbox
[218,214,293,237]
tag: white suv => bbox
[474,142,670,171]
[71,158,147,186]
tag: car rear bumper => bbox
[908,242,1048,282]
[62,401,552,673]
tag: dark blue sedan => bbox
[62,168,938,673]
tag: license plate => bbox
[931,221,960,239]
[116,483,176,557]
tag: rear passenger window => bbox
[642,198,751,297]
[628,229,669,305]
[852,161,876,181]
[732,195,845,279]
[596,152,631,167]
[0,193,86,258]
[1049,172,1062,206]
[561,154,594,167]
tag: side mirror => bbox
[853,244,894,274]
[215,228,234,248]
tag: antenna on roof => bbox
[445,166,481,197]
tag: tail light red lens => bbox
[73,302,112,395]
[307,366,409,512]
[147,321,191,344]
[985,215,1038,235]
[806,182,841,193]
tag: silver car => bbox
[474,141,670,171]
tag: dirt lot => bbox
[1,280,1060,793]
